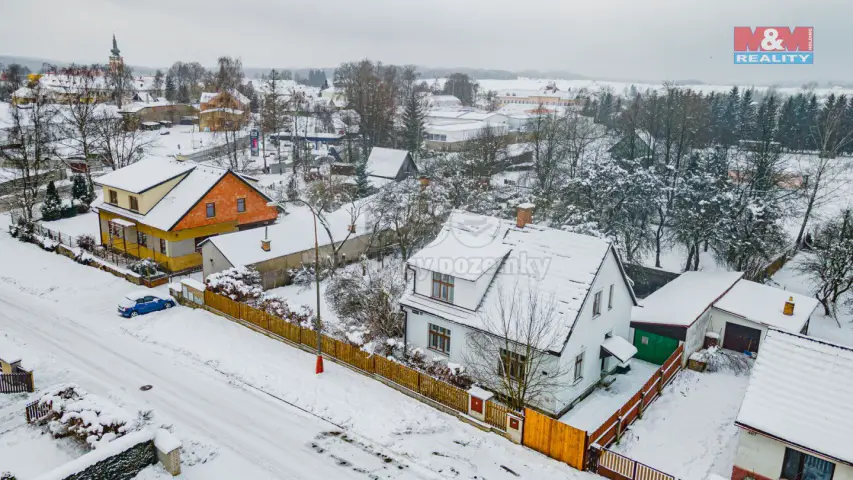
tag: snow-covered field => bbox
[611,365,751,480]
[0,213,594,480]
[39,211,100,238]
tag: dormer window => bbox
[431,272,454,303]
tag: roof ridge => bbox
[768,327,853,354]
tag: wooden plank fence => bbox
[592,447,676,480]
[26,399,52,423]
[202,290,508,430]
[0,373,33,393]
[589,344,685,448]
[522,408,587,470]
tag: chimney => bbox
[516,203,535,229]
[783,296,795,316]
[261,226,271,252]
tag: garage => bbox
[723,322,762,353]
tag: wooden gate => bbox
[522,408,587,470]
[0,373,33,393]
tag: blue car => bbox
[118,291,175,318]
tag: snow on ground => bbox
[0,424,86,479]
[770,252,853,348]
[145,127,241,159]
[0,214,595,480]
[611,362,752,480]
[559,359,658,432]
[39,211,100,238]
[268,280,338,326]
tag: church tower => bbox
[109,34,124,73]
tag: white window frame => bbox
[573,351,585,383]
[592,290,603,317]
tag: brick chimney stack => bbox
[783,296,795,316]
[516,203,535,229]
[261,226,271,252]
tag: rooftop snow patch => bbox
[632,271,744,327]
[713,280,819,333]
[366,147,409,179]
[402,210,622,351]
[601,335,637,363]
[736,330,853,465]
[94,157,195,193]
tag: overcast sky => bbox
[2,0,849,85]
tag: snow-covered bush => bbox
[40,181,63,221]
[76,234,97,252]
[253,294,313,325]
[128,258,161,277]
[38,384,144,449]
[406,348,473,389]
[35,235,59,252]
[1,471,16,480]
[206,266,263,301]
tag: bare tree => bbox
[373,178,450,260]
[105,63,135,108]
[0,87,57,220]
[95,112,153,170]
[55,65,106,179]
[463,282,571,411]
[797,210,853,323]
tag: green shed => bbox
[633,328,680,365]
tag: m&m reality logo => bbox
[733,27,813,64]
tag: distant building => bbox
[424,94,462,109]
[198,90,251,131]
[365,147,419,186]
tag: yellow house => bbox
[94,157,279,272]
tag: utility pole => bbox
[313,210,324,374]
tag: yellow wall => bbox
[102,173,188,214]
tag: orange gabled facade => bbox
[173,173,278,231]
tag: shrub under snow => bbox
[253,294,313,326]
[128,258,161,277]
[206,266,263,301]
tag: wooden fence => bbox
[203,290,500,428]
[589,344,684,448]
[25,399,52,423]
[522,408,588,470]
[0,373,34,393]
[591,447,676,480]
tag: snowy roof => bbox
[713,280,819,333]
[601,335,638,363]
[95,157,195,193]
[120,100,174,113]
[736,330,853,465]
[425,110,468,119]
[631,271,744,327]
[95,160,269,231]
[180,278,206,292]
[199,107,244,115]
[366,147,410,179]
[402,210,632,352]
[200,89,250,107]
[426,121,492,133]
[459,112,506,121]
[204,199,375,268]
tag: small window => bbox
[573,352,584,382]
[431,272,455,303]
[136,231,147,246]
[237,198,246,213]
[159,238,167,254]
[499,348,527,381]
[428,324,451,354]
[593,291,602,317]
[781,447,835,480]
[129,196,139,212]
[608,284,614,310]
[206,202,215,218]
[108,190,118,204]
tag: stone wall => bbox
[62,439,156,480]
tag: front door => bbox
[633,328,679,365]
[723,322,762,353]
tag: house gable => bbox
[172,172,277,231]
[100,173,188,215]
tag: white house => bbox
[707,280,819,354]
[733,330,853,480]
[424,94,463,109]
[399,205,638,416]
[365,147,419,187]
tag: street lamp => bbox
[268,201,324,374]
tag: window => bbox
[431,272,454,303]
[159,238,167,254]
[237,198,246,213]
[136,231,147,246]
[108,190,118,204]
[428,324,451,354]
[129,196,139,212]
[593,291,602,317]
[781,447,835,480]
[499,348,527,381]
[608,284,614,310]
[573,352,585,382]
[206,202,216,218]
[109,222,122,237]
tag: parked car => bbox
[118,291,175,318]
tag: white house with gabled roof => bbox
[400,205,639,416]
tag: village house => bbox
[119,101,198,128]
[93,157,278,272]
[199,90,251,131]
[631,272,820,363]
[200,198,383,289]
[400,206,639,416]
[364,147,419,187]
[732,330,853,480]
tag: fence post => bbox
[615,416,623,444]
[657,368,664,396]
[27,371,34,392]
[632,458,638,479]
[638,391,645,419]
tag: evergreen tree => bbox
[721,86,740,146]
[776,97,797,149]
[401,89,425,159]
[71,174,87,202]
[164,75,176,101]
[738,89,756,141]
[84,176,96,205]
[177,84,189,103]
[354,151,372,198]
[805,94,819,150]
[40,181,63,221]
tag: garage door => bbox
[723,322,762,353]
[633,328,679,365]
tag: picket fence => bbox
[203,290,505,426]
